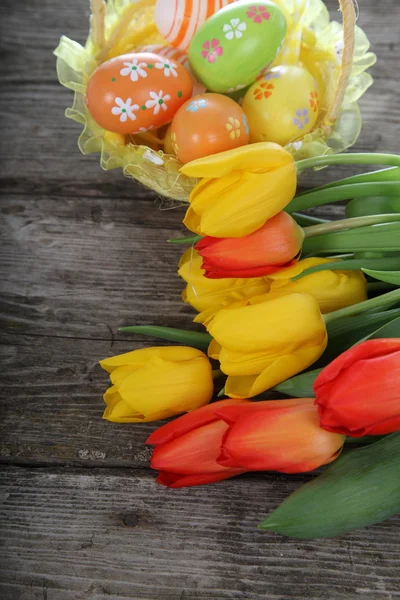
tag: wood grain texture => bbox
[0,0,400,596]
[1,467,399,600]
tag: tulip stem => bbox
[287,182,400,213]
[323,288,400,324]
[295,153,400,173]
[303,214,400,238]
[168,235,202,245]
[119,325,212,349]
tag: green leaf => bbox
[302,222,400,255]
[298,167,400,199]
[346,194,400,218]
[361,315,400,341]
[291,256,400,281]
[291,213,329,227]
[259,432,400,539]
[362,268,400,286]
[119,326,212,349]
[273,368,322,397]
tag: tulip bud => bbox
[180,142,297,238]
[178,247,270,313]
[147,399,250,487]
[267,257,368,313]
[195,212,304,279]
[314,339,400,436]
[100,346,214,423]
[215,399,345,473]
[206,293,328,398]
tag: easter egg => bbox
[86,52,193,134]
[154,0,236,51]
[170,93,250,164]
[164,125,176,155]
[140,44,206,95]
[188,0,287,93]
[242,65,320,145]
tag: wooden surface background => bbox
[1,0,399,598]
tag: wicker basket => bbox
[55,0,376,200]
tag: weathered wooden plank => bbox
[0,467,399,600]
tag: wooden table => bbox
[1,1,399,598]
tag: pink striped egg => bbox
[154,0,237,51]
[140,44,206,95]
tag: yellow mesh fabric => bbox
[55,0,376,200]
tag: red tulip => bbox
[195,211,304,278]
[314,338,400,437]
[146,399,250,487]
[215,398,345,473]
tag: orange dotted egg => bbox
[86,52,193,134]
[155,0,236,51]
[171,93,250,164]
[140,44,206,95]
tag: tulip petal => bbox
[215,398,315,424]
[180,142,294,178]
[156,469,245,488]
[219,404,345,473]
[184,165,297,238]
[146,398,249,445]
[100,345,206,373]
[315,339,400,436]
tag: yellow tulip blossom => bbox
[100,346,214,423]
[195,257,367,323]
[180,143,297,238]
[267,257,368,313]
[178,247,270,313]
[206,293,327,399]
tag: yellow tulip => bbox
[100,346,214,423]
[180,143,297,238]
[267,258,368,313]
[178,248,270,313]
[206,293,327,398]
[195,257,367,323]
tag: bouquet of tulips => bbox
[100,144,400,539]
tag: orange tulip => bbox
[147,399,250,487]
[215,399,345,473]
[195,212,304,278]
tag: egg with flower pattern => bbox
[170,93,250,164]
[242,65,320,145]
[188,0,287,93]
[85,52,193,134]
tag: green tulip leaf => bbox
[291,256,400,281]
[259,432,400,539]
[302,222,400,255]
[362,315,400,342]
[346,193,400,218]
[362,268,400,286]
[119,326,212,349]
[273,368,322,397]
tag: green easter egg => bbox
[188,1,287,94]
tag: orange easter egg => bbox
[140,44,206,95]
[86,52,193,134]
[171,93,250,164]
[155,0,236,51]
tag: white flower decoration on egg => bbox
[120,60,148,82]
[111,97,140,122]
[155,59,178,78]
[223,18,247,40]
[145,91,171,115]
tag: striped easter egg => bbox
[154,0,236,51]
[140,44,206,95]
